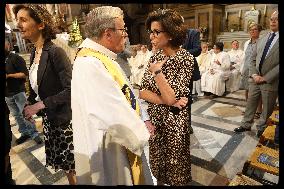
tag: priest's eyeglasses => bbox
[111,27,128,34]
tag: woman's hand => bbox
[172,97,188,109]
[149,57,169,73]
[23,101,45,119]
[145,120,156,137]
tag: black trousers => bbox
[188,58,200,128]
[4,104,14,185]
[4,159,14,185]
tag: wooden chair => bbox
[267,110,279,125]
[242,144,279,185]
[259,125,276,146]
[229,172,262,186]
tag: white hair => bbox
[84,6,124,39]
[271,10,278,18]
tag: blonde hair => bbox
[248,22,262,31]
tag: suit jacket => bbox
[27,41,72,126]
[250,33,279,91]
[183,29,202,84]
[182,29,202,57]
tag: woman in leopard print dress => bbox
[140,9,194,186]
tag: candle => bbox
[239,10,242,18]
[225,11,228,19]
[264,5,267,15]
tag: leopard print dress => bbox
[140,49,194,186]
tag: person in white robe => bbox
[71,6,154,185]
[128,44,141,85]
[130,45,157,87]
[195,42,212,96]
[226,40,245,92]
[201,42,230,97]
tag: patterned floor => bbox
[8,90,278,185]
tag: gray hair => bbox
[84,6,124,39]
[248,22,262,31]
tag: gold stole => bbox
[76,48,145,185]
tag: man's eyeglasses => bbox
[111,27,128,34]
[147,29,166,36]
[270,18,278,22]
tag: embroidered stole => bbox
[76,48,145,185]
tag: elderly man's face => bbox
[270,11,278,32]
[141,45,148,53]
[5,40,10,52]
[213,45,220,54]
[231,41,239,50]
[201,43,208,53]
[249,26,260,39]
[110,17,128,53]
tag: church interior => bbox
[5,3,279,186]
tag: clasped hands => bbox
[252,75,266,84]
[144,97,188,136]
[210,68,215,75]
[143,88,188,137]
[23,101,45,123]
[172,97,188,110]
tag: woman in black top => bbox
[13,4,76,184]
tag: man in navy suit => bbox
[182,28,202,134]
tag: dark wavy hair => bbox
[13,4,56,41]
[145,9,187,48]
[215,42,224,51]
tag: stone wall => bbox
[65,3,277,46]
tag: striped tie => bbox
[259,32,276,73]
